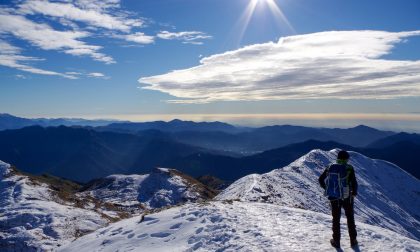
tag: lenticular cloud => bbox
[139,30,420,103]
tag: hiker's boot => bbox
[350,239,358,247]
[330,239,340,248]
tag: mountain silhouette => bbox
[0,126,203,182]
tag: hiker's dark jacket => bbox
[318,159,358,200]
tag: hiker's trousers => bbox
[330,197,357,242]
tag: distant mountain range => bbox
[0,113,123,130]
[0,114,419,182]
[98,119,243,134]
[0,126,205,182]
[0,113,397,152]
[109,123,395,153]
[367,132,420,148]
[0,125,419,183]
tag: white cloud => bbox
[17,0,143,32]
[15,74,27,79]
[74,0,121,12]
[157,31,212,44]
[0,0,207,78]
[139,30,420,103]
[0,40,77,78]
[87,72,109,79]
[183,41,204,45]
[116,32,155,44]
[0,13,115,64]
[88,72,105,77]
[65,71,82,75]
[0,39,20,54]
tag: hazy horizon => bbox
[3,112,420,133]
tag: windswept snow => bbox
[0,161,109,251]
[216,149,420,240]
[60,201,420,252]
[80,167,214,209]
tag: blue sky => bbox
[1,0,420,130]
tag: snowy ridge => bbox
[216,149,420,240]
[81,174,149,207]
[0,160,11,177]
[60,201,420,252]
[80,167,214,210]
[0,161,109,251]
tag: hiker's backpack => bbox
[325,164,350,199]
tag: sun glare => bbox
[235,0,294,46]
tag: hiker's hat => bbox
[337,150,350,160]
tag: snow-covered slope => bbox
[0,160,111,251]
[80,167,215,210]
[0,162,215,251]
[216,149,420,240]
[60,201,420,252]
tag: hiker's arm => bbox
[349,166,358,196]
[318,168,328,189]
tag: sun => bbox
[234,0,294,46]
[264,0,294,30]
[255,0,294,32]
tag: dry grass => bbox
[168,168,218,199]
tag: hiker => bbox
[318,150,358,248]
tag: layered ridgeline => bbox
[0,161,214,251]
[1,124,419,182]
[217,149,420,240]
[0,113,120,130]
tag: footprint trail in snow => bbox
[60,201,420,252]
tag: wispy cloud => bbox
[157,31,212,44]
[0,0,211,77]
[139,30,420,103]
[0,12,115,64]
[0,40,76,78]
[73,0,121,11]
[15,74,27,79]
[17,0,143,32]
[87,72,110,79]
[0,0,144,75]
[115,32,155,44]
